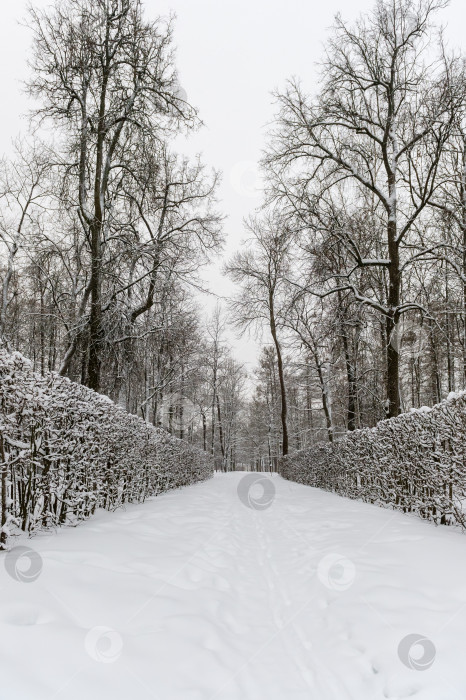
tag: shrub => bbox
[0,350,213,547]
[279,392,466,527]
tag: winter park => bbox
[1,0,466,698]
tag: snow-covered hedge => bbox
[0,350,213,545]
[279,392,466,527]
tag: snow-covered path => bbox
[1,472,466,700]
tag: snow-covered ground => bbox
[1,472,466,700]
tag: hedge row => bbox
[279,391,466,527]
[0,350,213,546]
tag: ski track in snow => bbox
[1,472,466,700]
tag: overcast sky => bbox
[1,0,466,374]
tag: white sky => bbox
[1,0,466,375]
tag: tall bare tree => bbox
[27,0,197,391]
[226,213,291,455]
[0,140,51,349]
[266,0,462,416]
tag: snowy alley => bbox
[1,472,466,700]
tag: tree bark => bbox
[87,220,103,391]
[337,293,357,430]
[269,293,288,455]
[386,184,401,417]
[216,394,225,466]
[0,434,8,550]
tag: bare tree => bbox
[0,140,51,349]
[424,106,466,381]
[266,0,462,416]
[284,297,335,442]
[226,213,291,455]
[27,0,197,391]
[205,305,226,461]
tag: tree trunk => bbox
[39,268,45,375]
[0,434,8,550]
[202,411,207,452]
[386,214,401,417]
[462,142,466,384]
[445,265,455,393]
[87,219,103,392]
[0,236,18,351]
[428,317,441,405]
[211,362,217,458]
[337,293,357,430]
[312,348,333,443]
[269,297,288,456]
[216,394,225,466]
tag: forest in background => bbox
[1,0,466,470]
